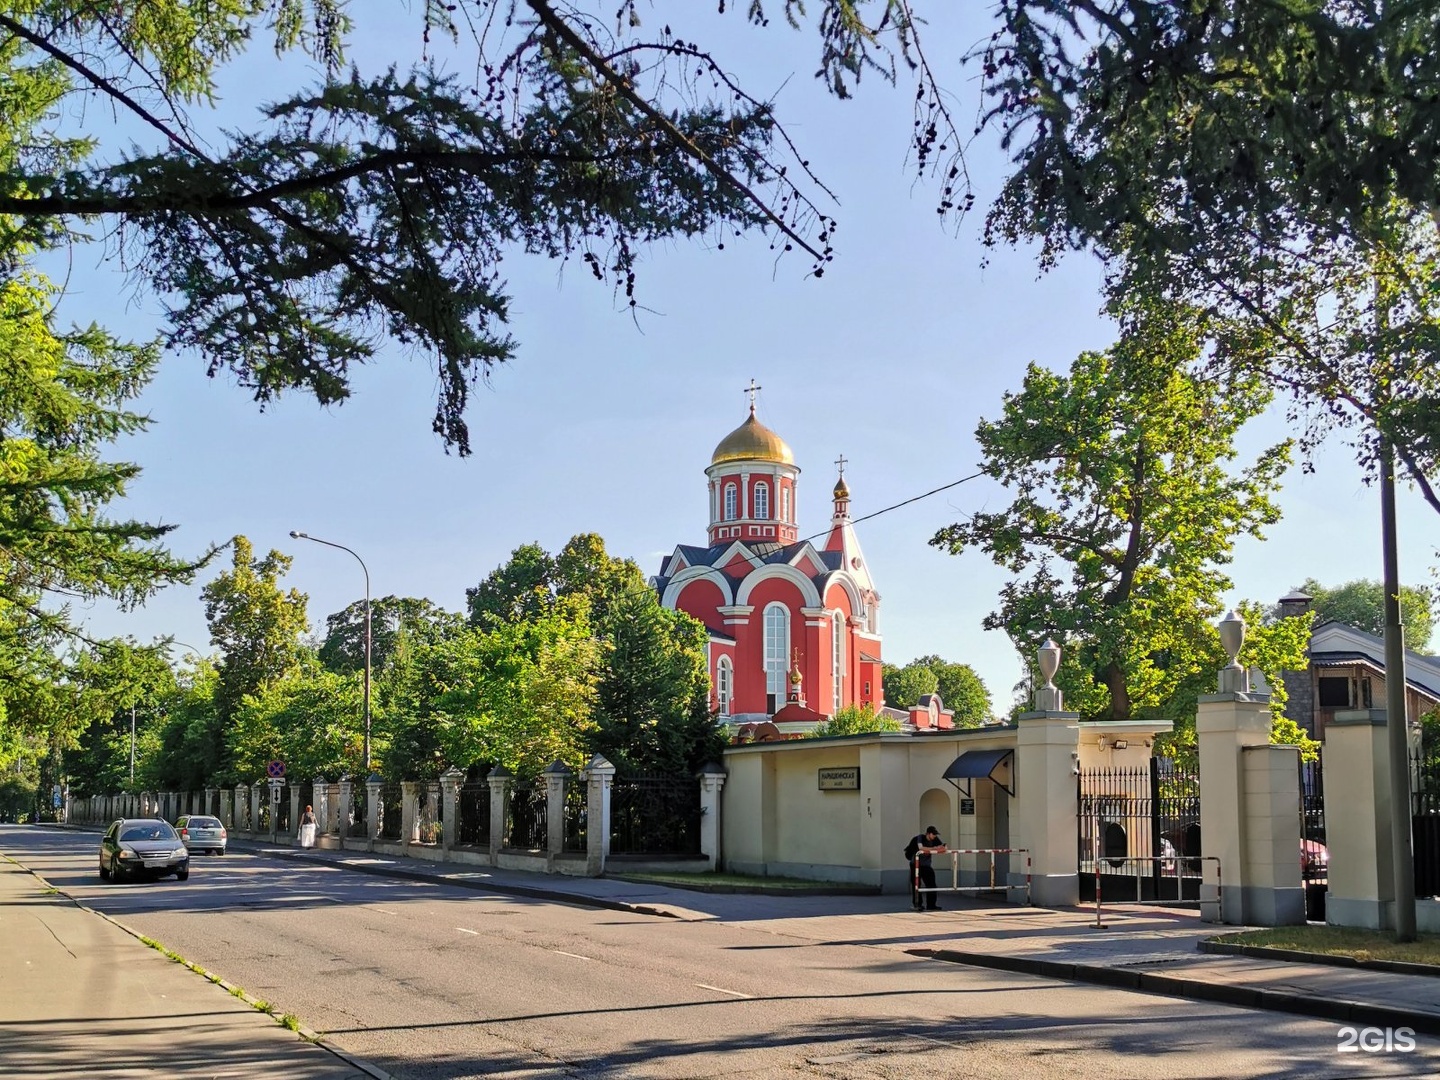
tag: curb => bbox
[2,852,396,1080]
[914,946,1440,1036]
[1200,938,1440,980]
[605,873,880,897]
[234,839,685,919]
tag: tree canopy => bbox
[1291,577,1436,654]
[933,301,1290,722]
[882,654,992,727]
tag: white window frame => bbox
[716,656,733,717]
[832,610,845,713]
[723,483,738,521]
[754,481,770,520]
[763,603,790,701]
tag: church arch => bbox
[821,573,865,619]
[662,567,734,611]
[736,565,822,609]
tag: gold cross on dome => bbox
[744,379,762,411]
[834,453,848,476]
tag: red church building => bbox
[654,398,884,732]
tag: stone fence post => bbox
[1197,610,1303,925]
[365,774,382,846]
[337,779,353,847]
[440,767,464,852]
[401,780,419,845]
[312,777,328,835]
[1324,710,1396,929]
[288,783,301,840]
[585,755,615,876]
[232,785,246,831]
[544,761,570,858]
[251,781,264,837]
[487,767,511,857]
[697,763,727,871]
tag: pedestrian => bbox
[299,804,317,848]
[907,824,947,911]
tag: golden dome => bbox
[711,408,795,466]
[833,475,850,499]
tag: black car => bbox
[99,818,190,882]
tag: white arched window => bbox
[781,486,790,522]
[716,657,733,717]
[754,481,770,520]
[763,603,790,704]
[723,483,738,521]
[832,611,845,713]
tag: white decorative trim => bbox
[735,564,823,608]
[661,566,736,609]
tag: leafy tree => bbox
[200,536,309,782]
[933,303,1290,722]
[62,641,178,796]
[319,595,464,675]
[142,664,222,791]
[971,3,1440,510]
[881,663,937,712]
[808,703,902,738]
[0,274,204,743]
[0,2,846,454]
[1290,578,1435,654]
[466,533,723,774]
[904,655,992,728]
[387,601,601,778]
[229,660,364,782]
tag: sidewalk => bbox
[238,836,1440,1035]
[0,856,375,1079]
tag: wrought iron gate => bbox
[1078,758,1201,902]
[1300,754,1327,920]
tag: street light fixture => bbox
[290,530,372,770]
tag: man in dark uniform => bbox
[909,825,946,910]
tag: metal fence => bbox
[275,791,292,834]
[416,786,440,845]
[348,784,368,839]
[1077,758,1201,902]
[458,782,491,846]
[1412,749,1440,899]
[296,781,314,824]
[609,776,702,856]
[563,778,587,853]
[378,782,403,841]
[505,782,547,850]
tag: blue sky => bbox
[60,4,1437,707]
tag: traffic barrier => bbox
[912,847,1032,906]
[1090,854,1222,928]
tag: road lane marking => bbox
[372,908,400,915]
[552,949,593,961]
[456,927,479,935]
[696,983,750,998]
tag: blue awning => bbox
[942,748,1014,796]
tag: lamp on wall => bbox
[1112,739,1128,751]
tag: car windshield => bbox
[187,817,220,828]
[120,823,177,842]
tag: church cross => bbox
[744,378,762,411]
[834,453,848,477]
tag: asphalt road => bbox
[6,826,1437,1079]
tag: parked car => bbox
[99,818,189,882]
[175,814,227,855]
[1302,838,1329,880]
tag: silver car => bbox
[175,814,228,855]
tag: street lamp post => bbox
[290,531,372,770]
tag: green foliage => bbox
[386,600,601,779]
[1291,578,1436,654]
[0,3,834,454]
[62,640,179,796]
[319,595,463,675]
[0,274,205,743]
[933,301,1289,722]
[882,654,992,727]
[464,534,724,775]
[141,664,222,791]
[808,702,901,738]
[228,661,364,782]
[200,537,309,782]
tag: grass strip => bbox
[1214,925,1440,967]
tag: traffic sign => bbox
[266,760,286,779]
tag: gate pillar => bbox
[1017,640,1081,906]
[1197,610,1304,926]
[1322,710,1396,929]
